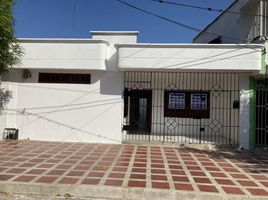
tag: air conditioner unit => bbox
[22,69,32,79]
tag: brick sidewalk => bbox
[0,140,267,199]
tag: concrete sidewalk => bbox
[0,140,267,199]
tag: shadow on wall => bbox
[100,71,123,95]
[0,89,12,113]
[100,51,123,95]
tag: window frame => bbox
[164,90,210,119]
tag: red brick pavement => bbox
[0,140,267,197]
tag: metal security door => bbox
[255,81,268,146]
[122,72,240,145]
[129,90,152,134]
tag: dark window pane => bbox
[38,73,91,84]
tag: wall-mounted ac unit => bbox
[22,69,32,79]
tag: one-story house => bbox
[0,31,264,150]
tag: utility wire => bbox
[151,0,268,19]
[115,0,247,43]
[72,0,77,31]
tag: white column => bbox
[239,75,250,150]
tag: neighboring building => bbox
[194,0,268,149]
[193,0,268,44]
[0,0,267,149]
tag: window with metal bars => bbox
[164,90,210,118]
[38,73,91,84]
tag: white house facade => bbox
[0,30,265,150]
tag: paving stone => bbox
[55,164,73,169]
[209,172,227,178]
[58,177,79,184]
[152,182,170,189]
[224,168,241,173]
[132,168,146,173]
[93,165,109,171]
[172,176,190,182]
[170,170,186,176]
[187,166,201,170]
[37,163,55,168]
[18,163,36,168]
[104,179,123,186]
[81,178,100,185]
[151,164,165,168]
[190,171,207,177]
[108,172,125,179]
[194,177,212,184]
[0,167,8,172]
[151,175,168,181]
[128,180,146,187]
[251,174,268,180]
[260,181,268,187]
[198,185,219,193]
[0,174,14,181]
[215,179,236,185]
[151,169,166,174]
[112,167,128,172]
[133,163,146,168]
[247,188,268,196]
[35,176,57,184]
[237,180,259,187]
[169,165,183,170]
[47,170,65,176]
[6,168,27,174]
[14,175,36,182]
[230,173,248,179]
[222,186,245,195]
[66,170,85,177]
[174,183,194,191]
[130,173,146,180]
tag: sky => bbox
[13,0,235,43]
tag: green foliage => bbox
[0,88,12,109]
[0,0,23,73]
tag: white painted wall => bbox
[239,75,250,149]
[1,69,123,143]
[91,31,138,71]
[0,32,141,143]
[17,39,109,70]
[117,44,262,72]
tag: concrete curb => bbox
[0,182,267,200]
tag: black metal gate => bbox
[255,79,268,146]
[122,72,240,145]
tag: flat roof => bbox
[90,31,139,35]
[17,38,110,45]
[115,43,263,49]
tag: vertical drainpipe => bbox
[260,0,264,37]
